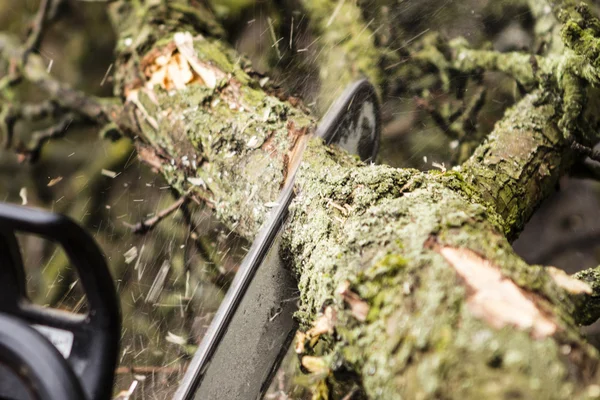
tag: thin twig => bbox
[0,31,126,161]
[125,196,189,234]
[569,159,600,181]
[23,0,52,62]
[19,112,79,163]
[0,0,53,90]
[0,33,119,126]
[414,96,458,139]
[115,365,181,375]
[20,100,60,120]
[569,138,600,163]
[1,100,62,147]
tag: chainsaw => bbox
[0,205,120,400]
[0,79,380,400]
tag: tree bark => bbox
[98,1,600,398]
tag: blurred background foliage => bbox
[2,0,600,398]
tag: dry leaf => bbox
[337,281,369,322]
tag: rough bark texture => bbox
[102,1,600,399]
[285,94,596,399]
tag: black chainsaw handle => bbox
[0,204,120,400]
[0,312,85,400]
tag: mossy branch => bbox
[3,0,598,398]
[0,32,131,156]
[461,91,572,239]
[100,1,600,399]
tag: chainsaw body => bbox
[0,204,120,400]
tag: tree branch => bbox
[102,1,600,398]
[460,91,572,239]
[125,195,188,234]
[18,112,80,163]
[0,29,132,160]
[22,0,52,62]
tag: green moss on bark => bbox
[283,140,599,400]
[461,91,571,240]
[573,266,600,325]
[130,36,314,237]
[108,1,600,399]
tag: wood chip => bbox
[547,266,592,295]
[306,306,337,337]
[19,187,27,205]
[301,356,329,374]
[436,245,556,339]
[124,246,138,264]
[47,176,63,187]
[102,169,119,178]
[166,331,187,346]
[432,161,446,172]
[294,331,306,354]
[174,32,225,89]
[145,260,171,304]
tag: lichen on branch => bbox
[98,1,600,399]
[109,1,315,239]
